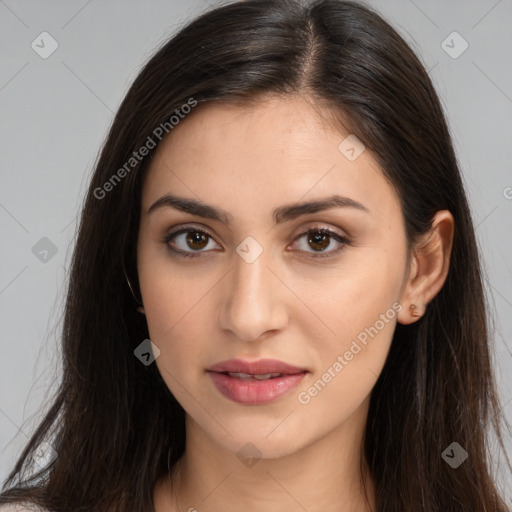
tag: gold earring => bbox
[122,263,144,310]
[409,304,422,318]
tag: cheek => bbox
[294,247,403,335]
[144,283,206,359]
[149,307,207,404]
[294,306,398,432]
[140,267,220,384]
[292,248,404,386]
[139,248,213,341]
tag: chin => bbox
[206,415,313,461]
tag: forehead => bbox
[141,96,400,224]
[151,95,343,168]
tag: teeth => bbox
[253,373,281,380]
[227,372,281,380]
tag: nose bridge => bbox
[219,243,287,341]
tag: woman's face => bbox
[137,95,412,459]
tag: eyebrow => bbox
[147,193,370,225]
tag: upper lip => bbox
[208,358,307,375]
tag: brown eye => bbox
[186,231,209,250]
[163,227,221,259]
[307,231,331,252]
[291,227,351,258]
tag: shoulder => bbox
[0,503,49,512]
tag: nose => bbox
[218,247,289,342]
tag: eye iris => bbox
[186,231,208,250]
[308,232,330,251]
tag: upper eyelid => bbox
[165,221,348,239]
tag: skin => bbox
[136,94,454,512]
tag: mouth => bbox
[207,358,308,404]
[220,371,287,381]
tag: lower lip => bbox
[208,371,307,405]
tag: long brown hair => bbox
[1,1,510,510]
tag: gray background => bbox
[1,0,511,502]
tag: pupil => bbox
[309,232,329,251]
[187,231,208,250]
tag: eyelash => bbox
[162,225,351,260]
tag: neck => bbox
[159,397,376,512]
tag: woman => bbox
[1,0,510,510]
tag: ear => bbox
[397,210,454,325]
[137,306,146,315]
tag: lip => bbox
[208,358,307,375]
[207,358,308,405]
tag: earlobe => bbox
[397,302,425,325]
[397,210,454,325]
[137,306,146,314]
[409,304,422,318]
